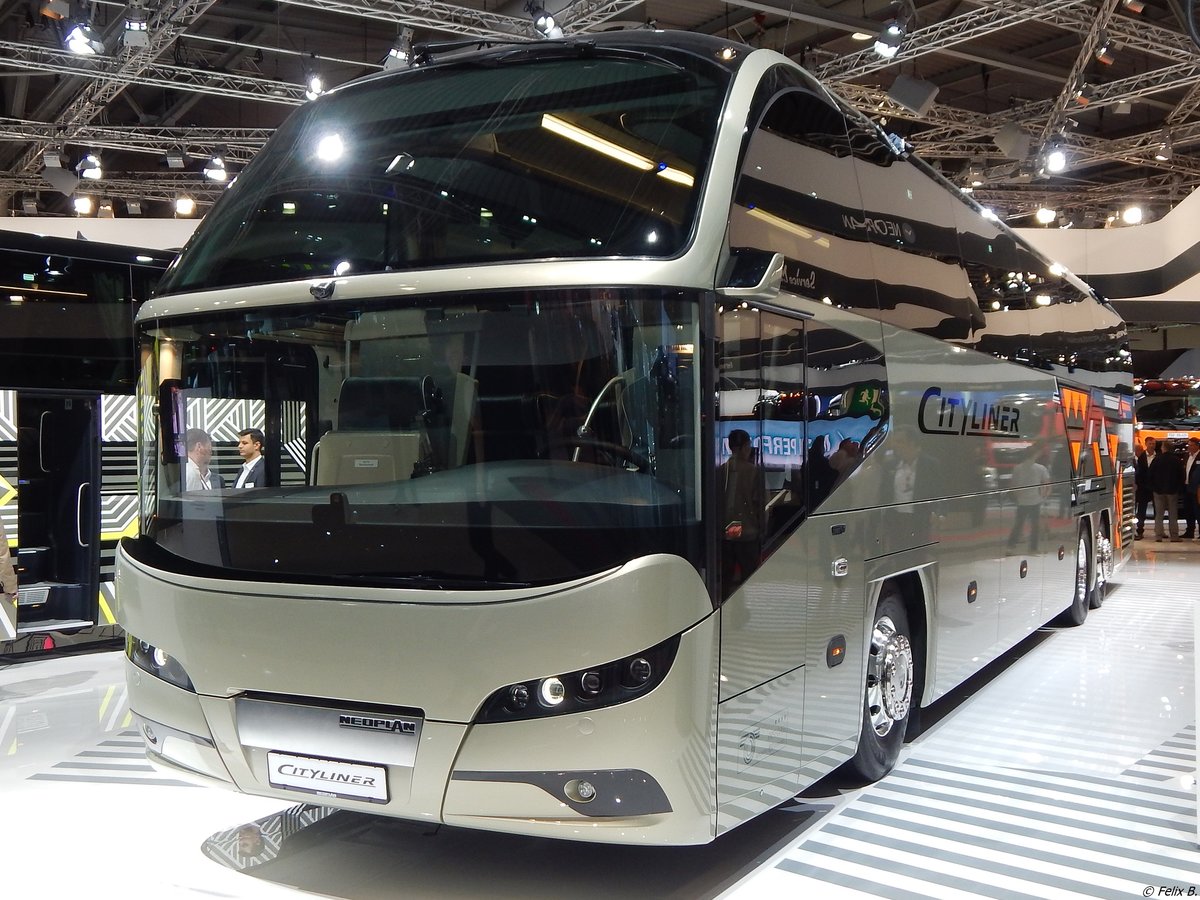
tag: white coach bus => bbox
[120,31,1131,845]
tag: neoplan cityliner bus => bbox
[0,231,172,656]
[120,31,1131,844]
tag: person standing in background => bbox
[1133,437,1156,540]
[1148,440,1185,542]
[0,518,18,641]
[234,428,268,488]
[1182,437,1200,539]
[184,427,222,490]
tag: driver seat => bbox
[314,377,428,485]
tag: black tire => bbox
[1090,521,1112,610]
[1055,525,1091,626]
[842,589,914,784]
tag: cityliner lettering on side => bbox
[918,387,1021,437]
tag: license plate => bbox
[267,751,388,803]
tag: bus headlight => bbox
[475,635,679,723]
[126,634,195,692]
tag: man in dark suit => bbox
[233,427,268,488]
[1148,440,1185,542]
[1182,437,1200,538]
[1133,437,1156,539]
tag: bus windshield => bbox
[158,48,729,294]
[137,289,702,588]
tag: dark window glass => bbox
[715,304,885,600]
[136,289,702,588]
[159,51,729,293]
[0,248,157,392]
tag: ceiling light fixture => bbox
[175,196,196,217]
[1122,205,1143,225]
[73,195,94,216]
[65,22,105,55]
[126,199,143,216]
[1121,0,1144,12]
[76,152,102,180]
[873,18,905,59]
[383,26,414,70]
[303,55,324,101]
[202,150,227,182]
[40,0,68,18]
[1035,207,1057,225]
[165,148,186,169]
[1154,129,1173,161]
[540,114,693,186]
[1040,139,1067,175]
[526,2,564,39]
[1094,32,1115,65]
[124,7,150,48]
[1073,83,1095,106]
[21,193,38,215]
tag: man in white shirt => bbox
[1183,436,1200,539]
[234,428,267,488]
[184,427,221,490]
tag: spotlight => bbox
[124,9,150,48]
[1122,205,1143,225]
[175,196,196,217]
[165,148,186,169]
[1094,32,1114,65]
[1122,0,1144,12]
[873,19,905,59]
[1035,207,1057,225]
[383,26,414,70]
[65,23,105,55]
[1154,129,1173,161]
[1040,140,1067,175]
[965,160,984,188]
[76,152,102,180]
[526,2,564,39]
[125,199,143,216]
[42,148,64,168]
[304,68,324,101]
[21,193,38,215]
[203,150,227,182]
[97,199,115,218]
[1073,83,1095,106]
[73,195,94,216]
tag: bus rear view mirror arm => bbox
[717,250,784,302]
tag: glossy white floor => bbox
[1,543,1195,900]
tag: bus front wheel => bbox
[1056,525,1091,626]
[844,589,913,784]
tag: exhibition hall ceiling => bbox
[2,0,1198,224]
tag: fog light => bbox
[143,723,157,745]
[538,677,565,707]
[507,684,530,712]
[152,647,169,668]
[627,657,651,685]
[565,778,596,802]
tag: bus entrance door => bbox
[14,393,101,636]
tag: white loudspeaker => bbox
[994,123,1032,160]
[888,74,940,117]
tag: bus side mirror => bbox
[717,250,784,302]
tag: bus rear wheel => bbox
[1090,521,1113,610]
[844,589,913,784]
